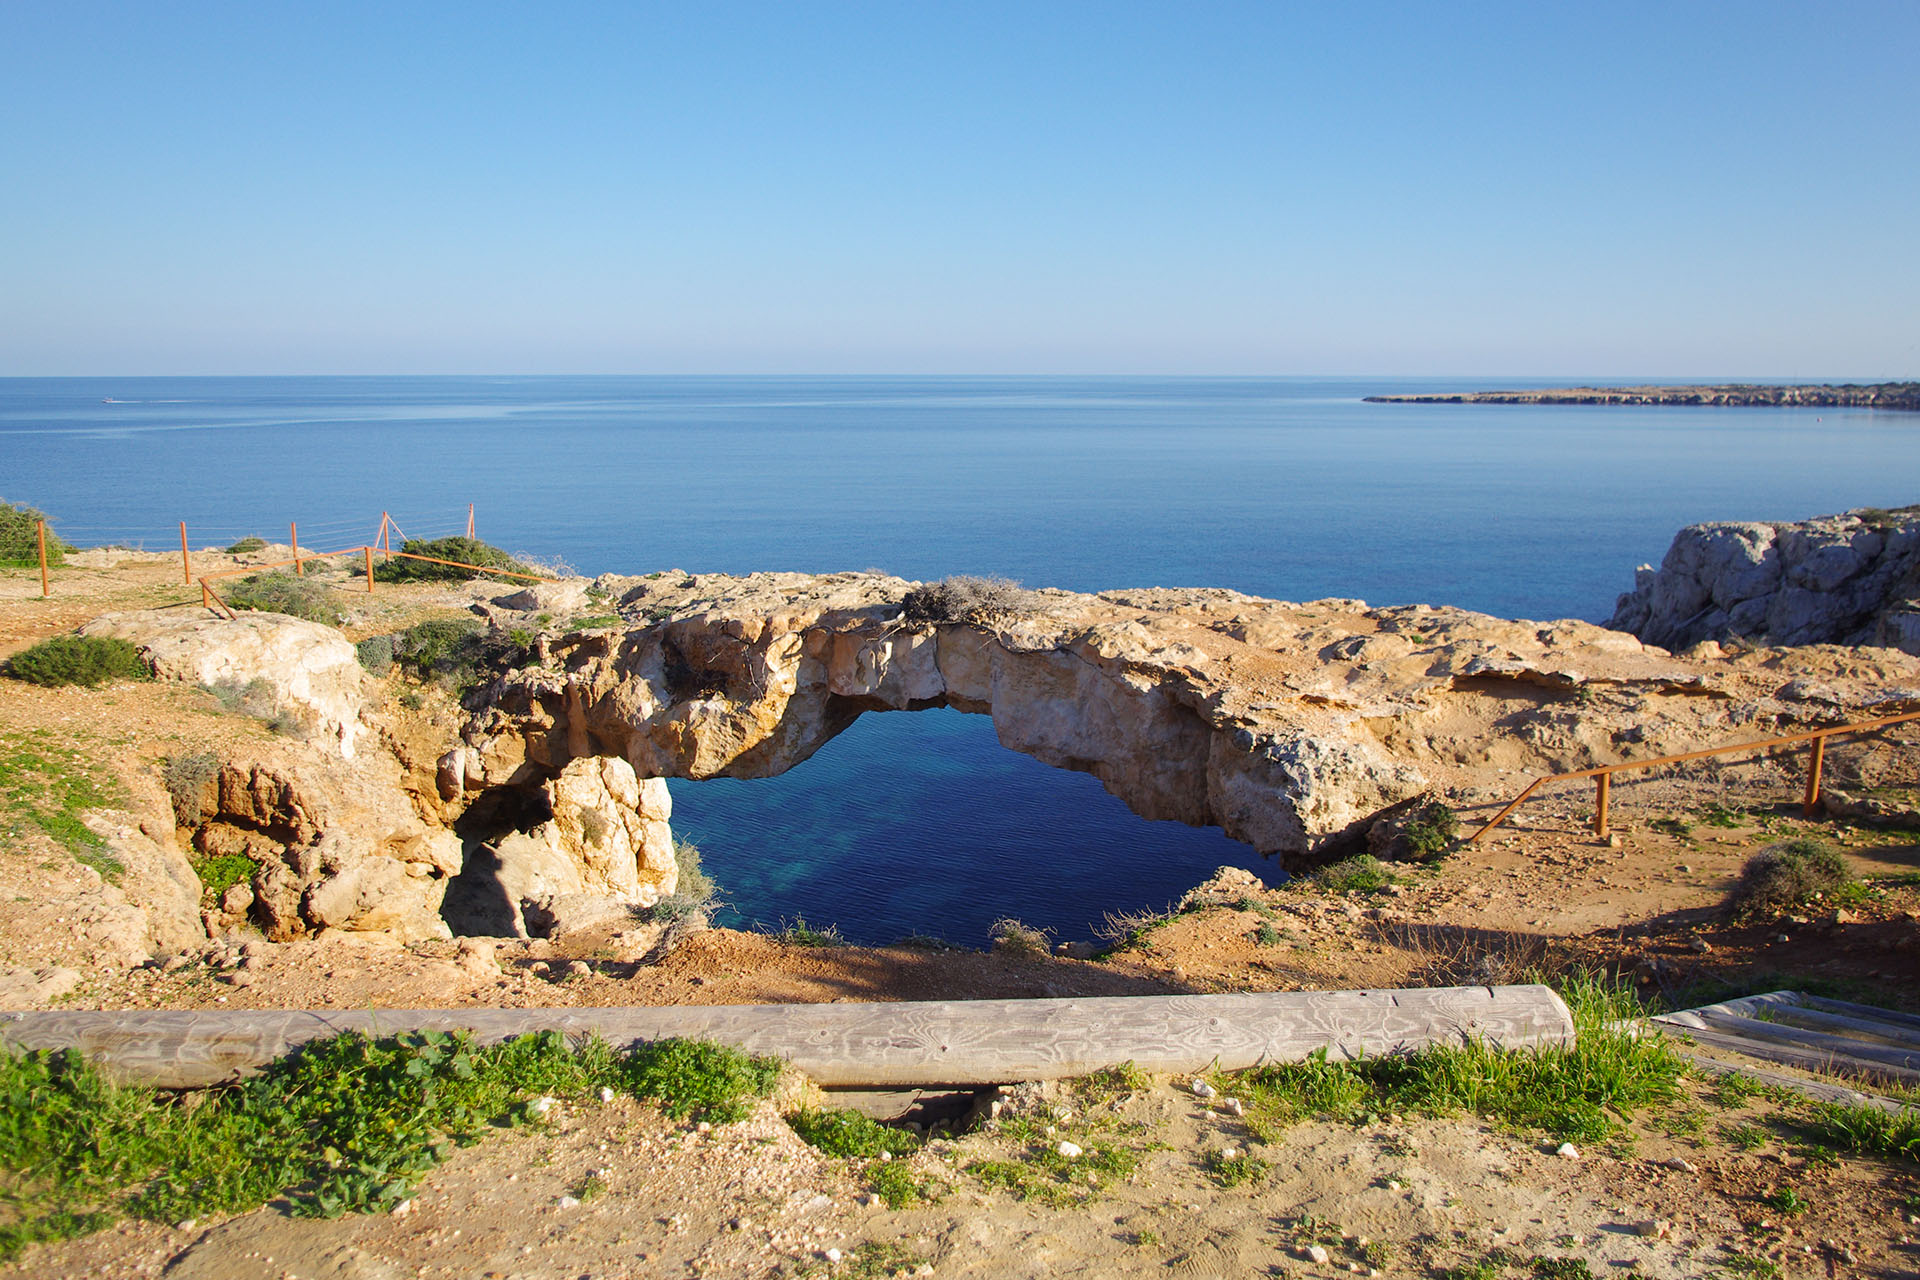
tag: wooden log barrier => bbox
[0,986,1574,1091]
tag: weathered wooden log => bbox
[0,985,1574,1090]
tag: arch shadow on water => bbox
[668,705,1278,948]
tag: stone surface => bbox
[1608,507,1920,653]
[82,609,370,757]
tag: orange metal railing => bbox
[1468,708,1920,843]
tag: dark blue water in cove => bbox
[5,376,1915,943]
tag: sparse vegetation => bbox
[372,536,534,583]
[1728,838,1859,921]
[191,853,255,905]
[1093,903,1176,951]
[0,499,71,567]
[221,571,341,624]
[901,575,1032,625]
[1201,1147,1268,1187]
[0,1030,781,1258]
[1310,854,1394,893]
[988,916,1051,957]
[5,635,149,689]
[0,731,124,879]
[778,916,844,947]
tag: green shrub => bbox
[392,618,485,682]
[901,575,1032,624]
[0,500,71,567]
[373,537,533,583]
[222,572,339,624]
[161,751,220,826]
[355,635,394,676]
[1403,801,1460,860]
[1729,839,1856,921]
[5,636,149,688]
[779,916,844,947]
[224,536,266,554]
[671,838,715,904]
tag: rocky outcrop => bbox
[82,610,370,757]
[1608,508,1920,653]
[1367,383,1920,409]
[448,571,1920,865]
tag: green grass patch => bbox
[1309,854,1395,893]
[0,731,123,879]
[785,1107,918,1159]
[191,854,255,905]
[1073,1061,1151,1105]
[1225,976,1682,1145]
[0,1029,780,1259]
[864,1157,943,1209]
[968,1113,1142,1207]
[1201,1148,1268,1187]
[5,636,149,689]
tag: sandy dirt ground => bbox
[3,556,1918,1279]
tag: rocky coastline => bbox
[1365,382,1920,409]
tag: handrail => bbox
[194,545,556,618]
[1468,708,1920,843]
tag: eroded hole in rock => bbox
[671,706,1275,947]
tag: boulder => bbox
[82,610,369,757]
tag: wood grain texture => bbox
[1650,990,1920,1087]
[0,985,1573,1090]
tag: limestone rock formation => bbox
[181,745,461,942]
[448,570,1920,866]
[1608,507,1920,653]
[82,609,370,756]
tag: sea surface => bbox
[4,376,1915,943]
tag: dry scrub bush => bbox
[902,575,1032,624]
[989,916,1052,957]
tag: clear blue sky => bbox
[3,1,1915,377]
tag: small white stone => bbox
[598,1086,616,1103]
[389,1199,413,1217]
[1190,1079,1217,1098]
[1386,1179,1403,1191]
[824,1247,843,1262]
[527,1095,554,1118]
[1056,1140,1084,1159]
[1221,1148,1239,1160]
[696,1121,712,1133]
[1304,1244,1331,1264]
[555,1195,580,1209]
[1664,1157,1698,1172]
[1221,1096,1245,1117]
[1555,1142,1580,1159]
[175,1219,198,1232]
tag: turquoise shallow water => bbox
[4,375,1915,942]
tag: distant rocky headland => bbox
[1365,382,1920,409]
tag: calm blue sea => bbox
[4,376,1915,942]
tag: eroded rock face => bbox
[1609,508,1920,653]
[184,747,460,942]
[82,610,370,757]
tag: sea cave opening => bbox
[669,704,1277,948]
